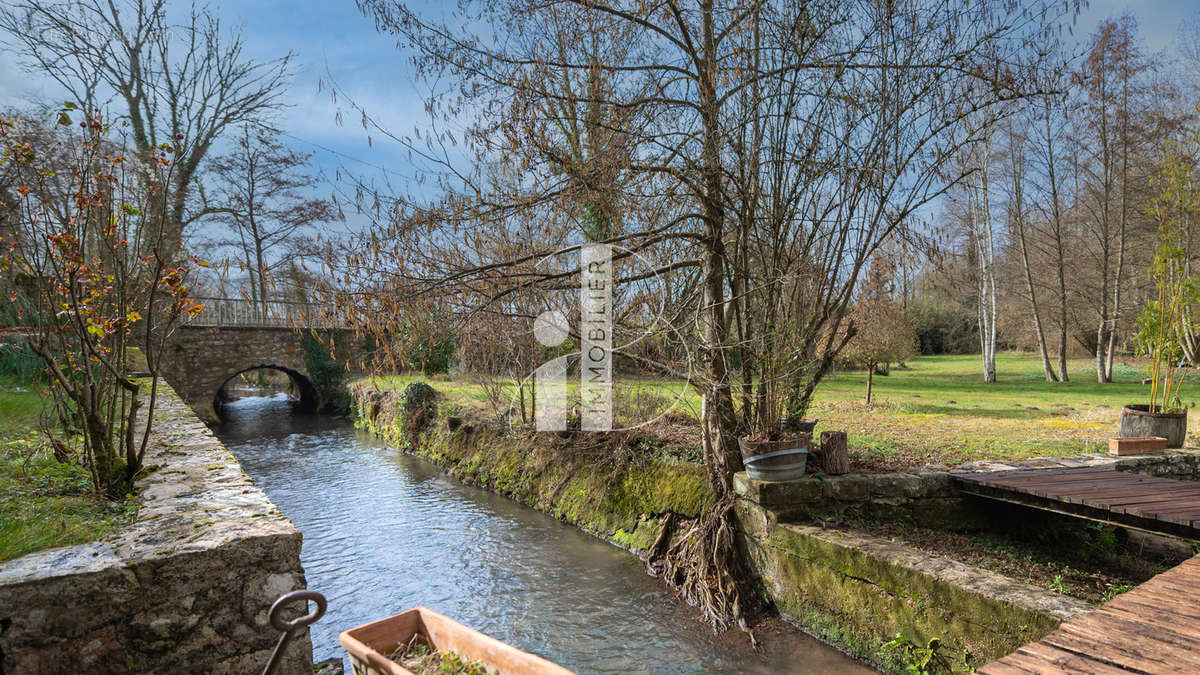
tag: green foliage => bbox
[302,331,350,414]
[401,381,439,435]
[394,641,491,675]
[0,343,44,381]
[1133,146,1200,412]
[909,302,979,355]
[1048,574,1069,594]
[0,379,137,562]
[883,634,974,674]
[1100,583,1136,603]
[399,333,456,375]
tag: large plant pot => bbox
[340,606,571,675]
[739,435,810,481]
[784,417,819,434]
[1119,405,1187,449]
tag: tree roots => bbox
[644,495,761,647]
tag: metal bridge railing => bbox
[186,296,344,329]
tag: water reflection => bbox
[216,395,873,674]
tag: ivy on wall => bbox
[301,330,350,414]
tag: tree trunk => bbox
[865,363,874,405]
[1016,211,1058,381]
[819,431,849,475]
[697,0,740,498]
[968,128,998,384]
[1050,124,1069,382]
[1010,127,1057,382]
[255,235,269,318]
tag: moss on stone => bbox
[740,518,1073,674]
[352,384,712,554]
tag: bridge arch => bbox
[158,298,362,422]
[213,364,319,419]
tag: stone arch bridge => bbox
[161,298,366,421]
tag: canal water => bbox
[216,395,872,674]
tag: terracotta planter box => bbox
[1109,436,1168,456]
[340,607,573,675]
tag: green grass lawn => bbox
[0,376,136,562]
[358,352,1195,471]
[810,353,1200,470]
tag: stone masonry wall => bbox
[734,449,1200,529]
[163,325,314,421]
[733,469,984,529]
[734,488,1093,671]
[0,382,313,674]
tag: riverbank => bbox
[352,377,1198,673]
[366,353,1200,471]
[352,381,713,554]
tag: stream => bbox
[215,395,873,674]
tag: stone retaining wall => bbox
[352,383,712,554]
[735,449,1200,530]
[733,470,985,529]
[734,488,1093,671]
[0,382,312,674]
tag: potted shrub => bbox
[738,314,811,482]
[1124,150,1199,449]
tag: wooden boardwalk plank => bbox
[954,468,1200,539]
[982,642,1144,674]
[966,468,1200,672]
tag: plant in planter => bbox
[737,297,813,482]
[1125,149,1200,448]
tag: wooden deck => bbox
[952,467,1200,540]
[981,555,1200,673]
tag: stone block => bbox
[746,521,1091,668]
[756,476,826,509]
[825,474,871,502]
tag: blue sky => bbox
[1,0,1198,230]
[220,0,1200,192]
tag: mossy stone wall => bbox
[735,488,1093,672]
[352,385,712,553]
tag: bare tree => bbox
[325,0,1069,633]
[843,260,918,405]
[1003,115,1059,381]
[1030,89,1074,380]
[958,109,1001,383]
[201,124,335,315]
[1074,16,1153,382]
[0,0,293,257]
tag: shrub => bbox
[302,331,349,414]
[401,382,438,435]
[909,301,979,355]
[1,109,201,497]
[402,335,456,375]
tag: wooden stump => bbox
[819,431,849,475]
